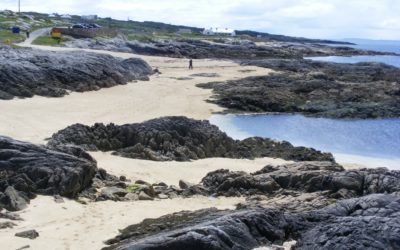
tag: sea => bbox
[210,39,400,169]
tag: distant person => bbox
[26,30,30,39]
[189,59,193,70]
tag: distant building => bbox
[202,27,236,36]
[60,14,71,19]
[177,28,192,34]
[82,15,98,20]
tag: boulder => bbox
[0,136,97,211]
[15,230,39,239]
[47,116,334,162]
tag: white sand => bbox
[335,153,399,170]
[0,195,244,250]
[91,152,291,186]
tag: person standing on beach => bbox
[26,30,30,39]
[189,59,193,70]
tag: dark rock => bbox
[15,229,39,239]
[178,180,194,189]
[0,221,17,229]
[0,136,97,211]
[66,38,391,60]
[0,47,153,100]
[99,187,128,201]
[199,162,400,198]
[47,116,334,162]
[138,191,153,201]
[53,195,64,203]
[104,194,400,250]
[0,186,29,211]
[198,59,400,118]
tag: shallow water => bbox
[309,39,400,67]
[210,114,400,167]
[305,55,400,68]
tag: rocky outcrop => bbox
[0,47,153,100]
[104,194,400,250]
[198,59,400,118]
[66,38,391,60]
[47,116,334,162]
[198,162,400,198]
[0,136,97,211]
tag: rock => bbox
[65,38,388,61]
[198,59,400,119]
[15,230,39,239]
[138,191,153,201]
[138,185,156,197]
[53,195,64,203]
[125,193,139,201]
[0,47,153,100]
[0,136,97,211]
[0,211,23,221]
[0,186,28,211]
[99,187,128,201]
[47,116,334,162]
[104,194,400,250]
[178,180,195,189]
[198,162,400,198]
[16,245,30,250]
[158,194,169,199]
[119,176,127,182]
[0,221,17,229]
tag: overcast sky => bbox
[2,0,400,40]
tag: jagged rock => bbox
[0,136,97,211]
[47,116,334,162]
[198,59,400,118]
[0,186,29,211]
[199,162,400,198]
[104,194,400,250]
[138,191,153,201]
[99,187,128,201]
[15,229,39,239]
[66,38,389,60]
[0,47,153,100]
[0,221,17,229]
[0,211,23,221]
[178,180,194,189]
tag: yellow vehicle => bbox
[51,27,61,38]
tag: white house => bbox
[202,27,236,36]
[60,14,71,19]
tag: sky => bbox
[2,0,400,40]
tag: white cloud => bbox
[1,0,400,40]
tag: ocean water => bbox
[210,114,400,167]
[308,39,400,67]
[305,55,400,68]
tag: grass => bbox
[0,29,25,44]
[32,35,68,46]
[126,184,140,193]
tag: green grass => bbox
[32,35,68,46]
[0,29,25,44]
[126,184,140,193]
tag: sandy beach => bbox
[1,44,397,250]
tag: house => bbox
[82,15,98,20]
[60,14,71,19]
[202,27,236,36]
